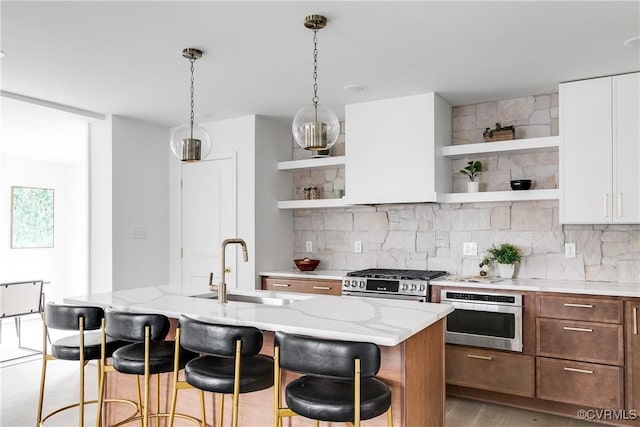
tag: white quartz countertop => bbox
[259,270,348,280]
[432,276,640,297]
[65,285,453,346]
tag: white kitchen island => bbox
[66,285,453,427]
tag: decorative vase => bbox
[497,263,515,279]
[467,181,480,193]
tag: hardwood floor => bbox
[446,396,604,427]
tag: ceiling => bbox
[1,1,639,129]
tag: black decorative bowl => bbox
[510,179,532,190]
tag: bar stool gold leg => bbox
[155,375,160,427]
[219,394,225,427]
[143,326,150,427]
[79,317,85,427]
[198,390,205,427]
[37,319,48,426]
[386,404,393,427]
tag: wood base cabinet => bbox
[537,356,623,409]
[261,276,341,295]
[446,345,534,397]
[626,300,640,415]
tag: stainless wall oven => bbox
[441,289,523,352]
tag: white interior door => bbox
[181,156,236,289]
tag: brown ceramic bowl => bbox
[294,258,320,271]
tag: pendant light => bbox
[292,15,339,151]
[170,48,212,162]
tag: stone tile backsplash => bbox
[290,94,639,283]
[294,202,640,283]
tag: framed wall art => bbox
[11,186,55,248]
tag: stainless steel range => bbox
[342,269,447,302]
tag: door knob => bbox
[225,266,231,273]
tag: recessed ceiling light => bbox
[623,36,640,48]
[344,83,368,93]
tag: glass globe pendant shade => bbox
[292,104,340,151]
[170,122,212,162]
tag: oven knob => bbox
[419,284,426,291]
[400,283,408,291]
[351,281,358,287]
[410,284,417,291]
[359,280,365,288]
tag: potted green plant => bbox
[480,243,522,278]
[459,160,483,192]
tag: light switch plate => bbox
[565,243,576,258]
[463,242,478,256]
[354,241,362,253]
[305,241,313,252]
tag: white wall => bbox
[111,115,170,290]
[89,116,113,294]
[0,156,87,303]
[169,115,293,290]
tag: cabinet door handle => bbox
[563,303,594,309]
[467,354,493,361]
[564,367,593,375]
[312,286,331,290]
[617,193,623,217]
[563,326,593,332]
[604,193,609,217]
[272,283,290,288]
[634,307,638,335]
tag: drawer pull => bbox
[312,286,331,290]
[564,367,593,375]
[634,307,638,335]
[467,354,493,361]
[272,283,290,288]
[563,303,594,309]
[563,326,593,332]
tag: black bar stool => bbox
[274,331,393,427]
[36,303,137,426]
[170,316,274,427]
[97,309,200,427]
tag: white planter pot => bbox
[467,181,480,193]
[497,263,515,279]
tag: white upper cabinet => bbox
[560,73,639,224]
[344,93,452,204]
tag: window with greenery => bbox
[11,186,55,248]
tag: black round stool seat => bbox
[51,331,126,360]
[285,376,391,422]
[112,341,197,375]
[185,355,274,394]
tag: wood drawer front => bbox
[262,277,341,296]
[538,295,623,324]
[445,345,535,397]
[537,357,623,409]
[536,318,624,365]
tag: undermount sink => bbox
[189,292,295,306]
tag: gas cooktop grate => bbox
[346,269,447,281]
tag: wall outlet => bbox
[565,243,577,259]
[463,242,478,256]
[305,241,313,253]
[354,241,363,253]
